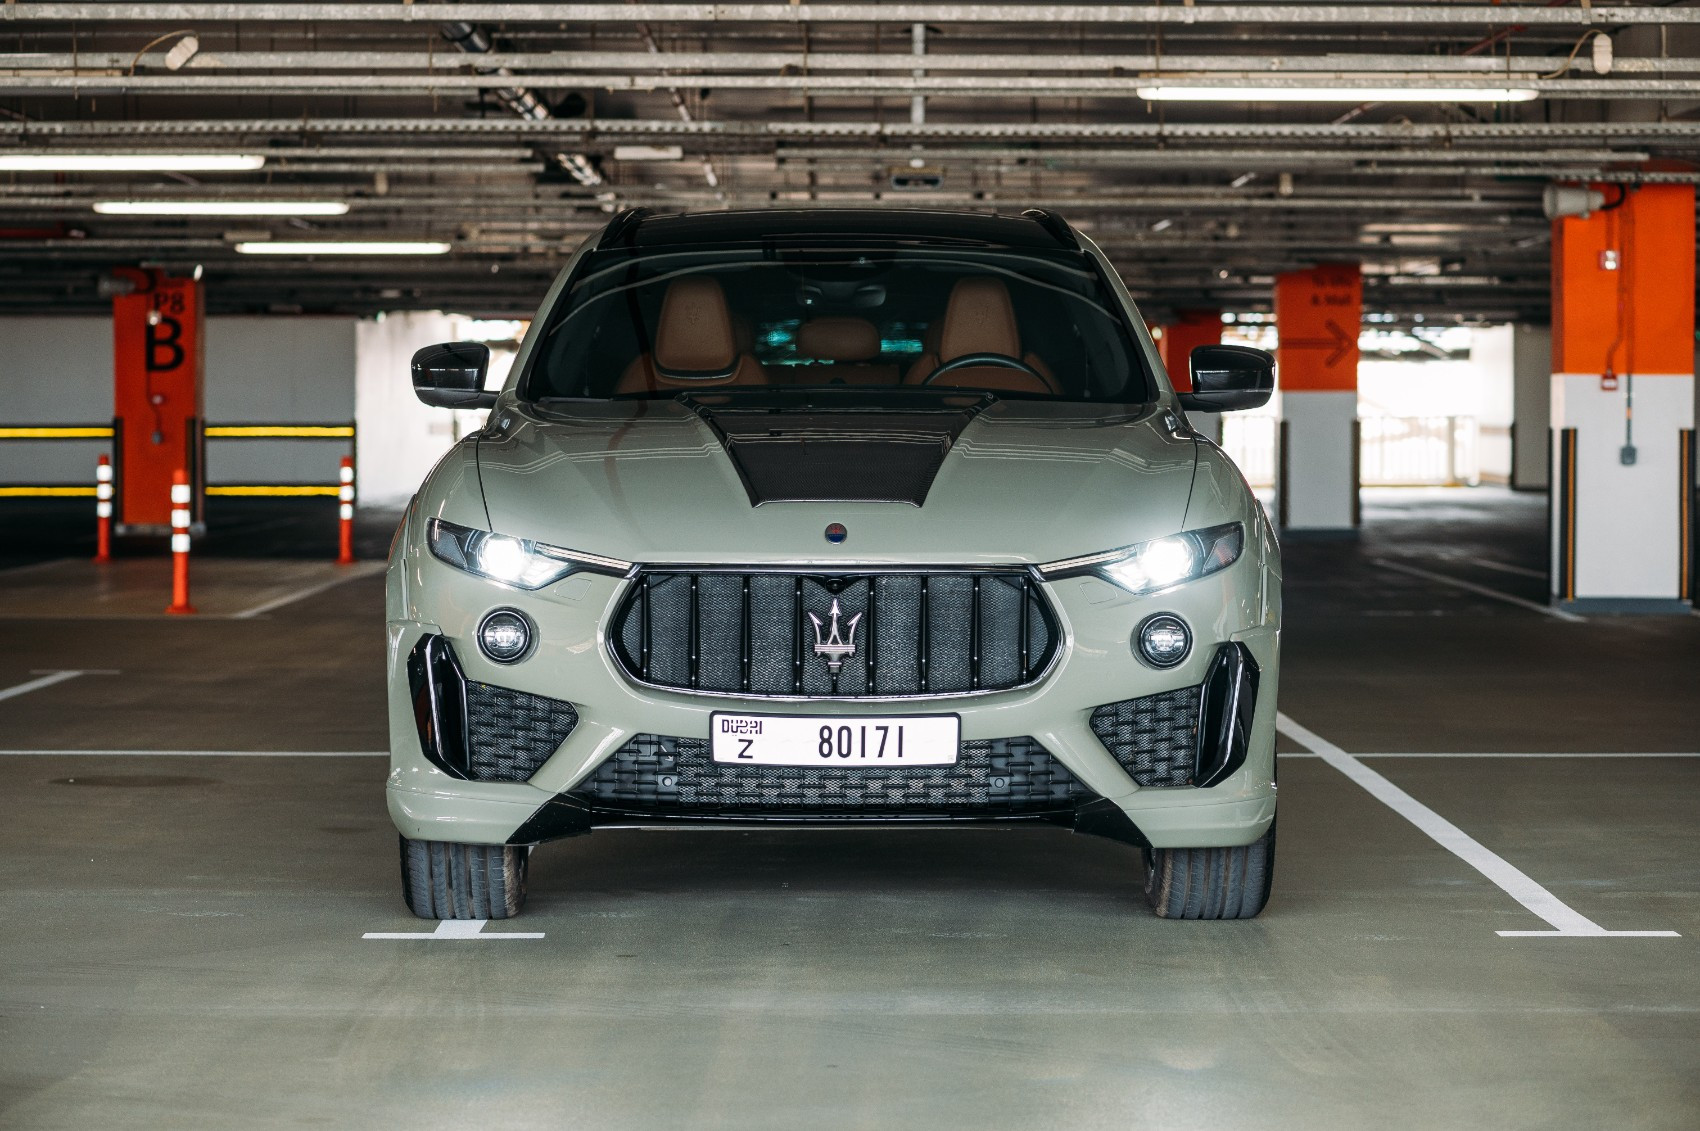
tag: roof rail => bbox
[1020,208,1078,248]
[598,207,653,249]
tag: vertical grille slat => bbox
[687,574,700,690]
[969,576,982,691]
[612,569,1059,699]
[739,576,752,693]
[918,576,931,694]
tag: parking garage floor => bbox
[2,489,1696,1130]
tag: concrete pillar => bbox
[1274,265,1362,533]
[1550,184,1696,612]
[1511,325,1552,491]
[1158,309,1224,441]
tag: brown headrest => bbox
[653,276,739,377]
[938,276,1022,361]
[796,317,881,363]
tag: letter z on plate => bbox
[711,713,960,766]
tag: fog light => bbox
[1135,614,1191,668]
[478,609,533,664]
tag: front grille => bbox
[1089,685,1200,788]
[465,682,579,782]
[572,733,1092,813]
[609,570,1059,698]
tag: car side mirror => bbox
[412,341,497,409]
[1177,344,1275,413]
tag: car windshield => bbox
[521,239,1156,404]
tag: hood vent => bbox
[687,401,985,507]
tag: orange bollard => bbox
[164,469,196,615]
[336,456,356,565]
[93,454,113,563]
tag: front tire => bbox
[1143,822,1275,920]
[399,836,529,920]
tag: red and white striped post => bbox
[164,469,196,615]
[336,455,356,565]
[93,454,113,563]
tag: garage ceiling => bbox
[3,2,1698,323]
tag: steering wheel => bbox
[919,352,1046,386]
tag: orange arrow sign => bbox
[1280,319,1354,368]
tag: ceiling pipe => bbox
[11,5,1700,27]
[10,117,1700,141]
[438,20,601,187]
[9,72,1700,96]
[86,49,1700,75]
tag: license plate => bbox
[710,713,960,766]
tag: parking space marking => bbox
[1278,750,1700,759]
[1276,712,1681,939]
[1370,558,1584,622]
[0,749,383,757]
[232,561,386,619]
[363,919,544,940]
[0,669,101,704]
[1399,550,1548,581]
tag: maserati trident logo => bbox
[808,598,863,674]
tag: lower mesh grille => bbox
[572,733,1092,812]
[1089,685,1200,788]
[465,682,579,782]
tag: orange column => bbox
[1549,184,1696,610]
[1274,264,1362,531]
[1157,309,1222,392]
[112,271,204,535]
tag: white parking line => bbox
[1276,712,1680,939]
[1370,558,1584,622]
[0,749,384,757]
[232,561,385,619]
[1403,550,1548,581]
[363,919,544,940]
[1278,750,1700,759]
[0,669,93,703]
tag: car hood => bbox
[475,397,1198,567]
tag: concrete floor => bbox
[2,490,1697,1130]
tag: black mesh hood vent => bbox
[685,400,984,506]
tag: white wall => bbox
[1470,325,1515,484]
[0,315,359,489]
[355,311,466,507]
[204,317,357,487]
[0,316,112,485]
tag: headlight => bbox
[1036,522,1244,596]
[426,517,631,590]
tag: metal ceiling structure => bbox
[1,1,1697,322]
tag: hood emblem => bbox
[824,522,848,544]
[808,598,863,674]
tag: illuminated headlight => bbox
[478,609,533,663]
[426,517,631,590]
[1037,522,1244,597]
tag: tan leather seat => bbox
[905,276,1058,395]
[790,317,899,385]
[615,277,769,394]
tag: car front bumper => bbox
[385,538,1279,850]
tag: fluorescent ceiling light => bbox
[95,200,350,217]
[613,144,685,161]
[1136,85,1539,103]
[234,240,451,256]
[0,154,267,172]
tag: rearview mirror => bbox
[412,341,496,409]
[1177,344,1275,413]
